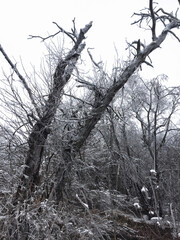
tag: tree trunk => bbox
[13,22,92,202]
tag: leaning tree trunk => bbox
[54,16,180,201]
[12,22,93,202]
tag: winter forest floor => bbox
[0,189,179,239]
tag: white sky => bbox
[0,0,180,86]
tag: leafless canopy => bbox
[129,0,180,64]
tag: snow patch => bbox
[149,210,154,215]
[165,220,171,226]
[157,221,160,226]
[133,202,141,209]
[76,194,89,209]
[150,217,162,225]
[151,217,162,220]
[81,229,93,235]
[141,186,148,192]
[77,228,93,236]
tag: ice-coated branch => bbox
[29,20,93,49]
[0,44,41,118]
[132,0,180,43]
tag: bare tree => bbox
[53,1,180,201]
[0,21,92,202]
[128,76,180,216]
[130,76,180,179]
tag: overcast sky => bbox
[0,0,180,86]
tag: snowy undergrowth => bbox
[0,189,177,240]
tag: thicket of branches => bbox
[0,1,180,239]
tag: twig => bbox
[87,48,101,68]
[52,22,76,43]
[76,78,104,95]
[76,194,89,209]
[28,31,61,41]
[168,30,180,42]
[157,8,179,21]
[71,18,78,39]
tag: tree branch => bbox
[28,30,61,42]
[0,44,41,118]
[52,21,76,43]
[29,20,93,47]
[149,0,157,40]
[168,30,180,42]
